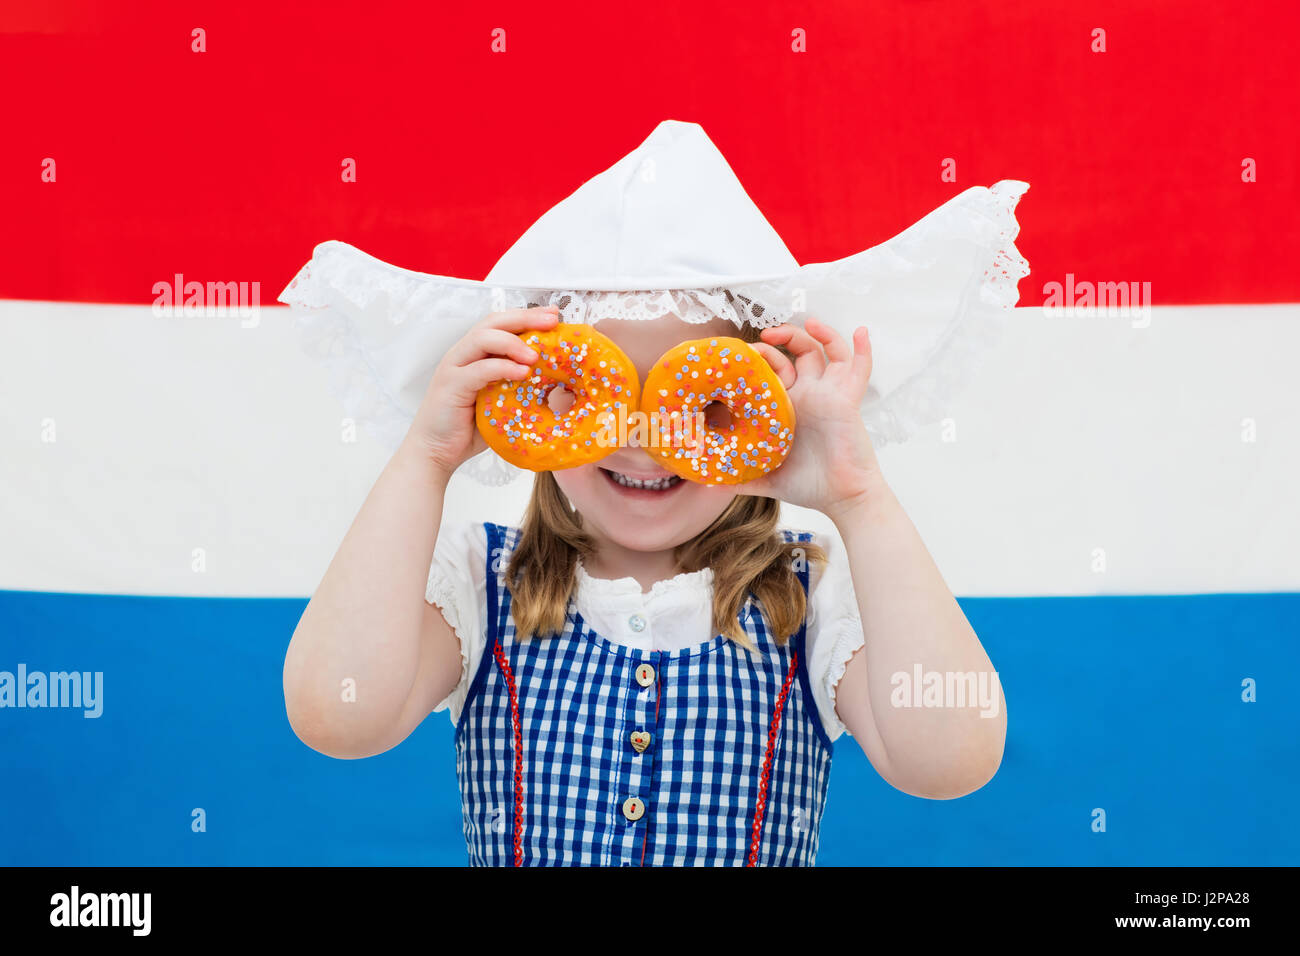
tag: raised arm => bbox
[282,306,559,758]
[282,440,460,759]
[750,317,1006,798]
[827,477,1006,799]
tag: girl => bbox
[279,119,1021,865]
[283,302,1007,866]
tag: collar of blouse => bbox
[571,561,718,653]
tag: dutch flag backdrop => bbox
[2,0,1297,865]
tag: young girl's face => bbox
[550,314,742,554]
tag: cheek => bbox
[676,484,738,526]
[551,464,599,507]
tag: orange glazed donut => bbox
[475,324,641,471]
[641,337,795,485]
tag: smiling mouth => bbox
[600,468,684,493]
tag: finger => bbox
[449,357,535,404]
[752,342,797,390]
[447,327,541,368]
[478,305,561,334]
[851,326,874,387]
[760,323,826,377]
[467,427,487,460]
[805,316,852,364]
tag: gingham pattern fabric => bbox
[454,522,834,866]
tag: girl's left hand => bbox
[743,317,886,515]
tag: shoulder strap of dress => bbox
[784,528,834,752]
[780,529,814,597]
[484,522,504,645]
[454,522,511,739]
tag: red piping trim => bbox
[493,641,525,867]
[747,650,798,867]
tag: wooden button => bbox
[635,663,656,687]
[622,797,645,821]
[630,730,652,753]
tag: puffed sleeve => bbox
[804,527,867,743]
[425,518,490,726]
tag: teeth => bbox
[607,470,680,491]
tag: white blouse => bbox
[425,520,867,743]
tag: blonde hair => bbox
[504,317,827,650]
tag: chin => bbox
[554,459,735,551]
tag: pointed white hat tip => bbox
[483,119,799,290]
[643,118,709,148]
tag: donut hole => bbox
[702,401,734,430]
[547,385,578,415]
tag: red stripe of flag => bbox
[1,0,1296,305]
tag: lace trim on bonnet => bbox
[278,180,1029,486]
[520,288,778,327]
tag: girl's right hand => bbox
[403,306,560,477]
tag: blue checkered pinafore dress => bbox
[454,522,834,866]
